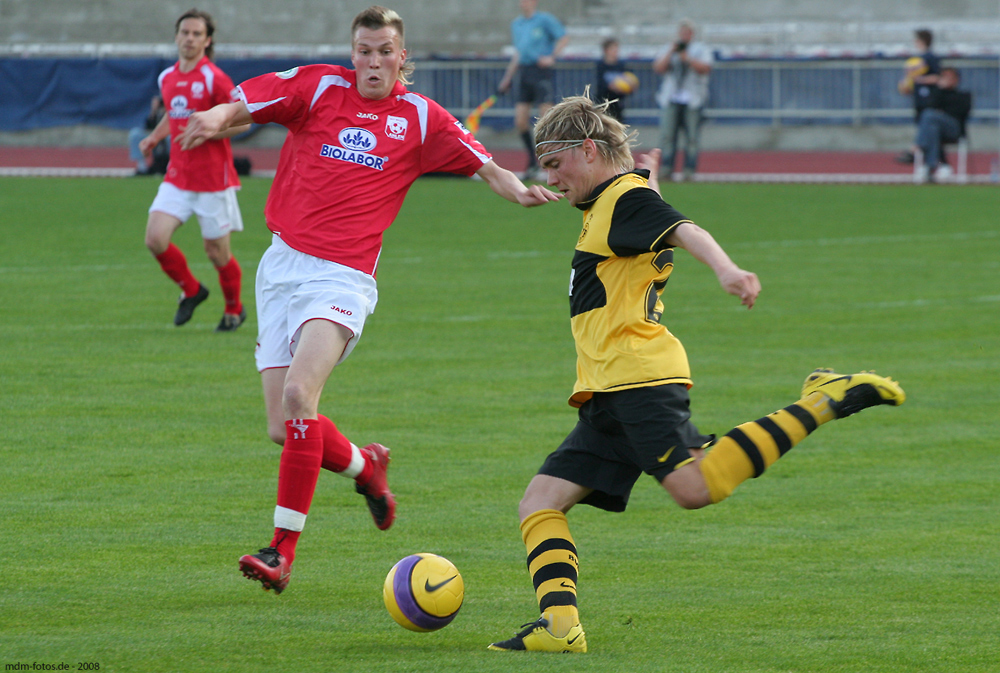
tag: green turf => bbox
[1,177,997,672]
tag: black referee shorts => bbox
[537,384,713,512]
[517,64,556,106]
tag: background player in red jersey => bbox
[139,8,249,332]
[179,6,561,594]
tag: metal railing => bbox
[409,58,1000,129]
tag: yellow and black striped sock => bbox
[700,393,830,504]
[521,509,580,638]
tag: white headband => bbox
[535,139,608,160]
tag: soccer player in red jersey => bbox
[179,6,561,594]
[139,9,249,332]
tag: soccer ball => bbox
[898,56,928,94]
[609,71,640,95]
[383,553,464,632]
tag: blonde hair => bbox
[533,87,637,173]
[351,6,414,85]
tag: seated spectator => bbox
[915,67,972,183]
[128,96,169,175]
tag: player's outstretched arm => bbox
[211,123,253,140]
[178,102,252,150]
[667,223,760,309]
[476,160,562,207]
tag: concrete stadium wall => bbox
[3,0,996,54]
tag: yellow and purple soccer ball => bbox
[383,553,464,632]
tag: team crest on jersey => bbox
[168,95,191,119]
[385,115,408,140]
[191,81,205,98]
[578,214,592,245]
[276,67,299,79]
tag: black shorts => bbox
[537,384,713,512]
[517,64,555,106]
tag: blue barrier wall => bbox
[0,57,350,131]
[2,56,997,132]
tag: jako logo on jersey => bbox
[339,127,377,151]
[168,95,191,119]
[385,115,407,140]
[330,305,353,316]
[357,112,379,120]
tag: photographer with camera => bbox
[653,19,713,181]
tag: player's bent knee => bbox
[661,468,712,510]
[671,490,710,510]
[281,380,320,419]
[203,237,231,267]
[144,232,169,255]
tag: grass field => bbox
[1,176,997,673]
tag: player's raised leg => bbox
[689,369,905,506]
[240,320,395,593]
[489,476,589,653]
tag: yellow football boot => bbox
[802,368,905,418]
[488,615,587,653]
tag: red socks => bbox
[272,419,323,564]
[316,415,373,483]
[216,256,243,315]
[155,243,200,297]
[155,244,242,314]
[271,416,376,564]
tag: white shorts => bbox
[254,234,378,372]
[149,182,244,240]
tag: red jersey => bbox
[159,56,240,192]
[237,64,492,275]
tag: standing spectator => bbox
[139,8,248,332]
[178,5,561,595]
[896,28,942,164]
[914,67,972,183]
[128,95,168,175]
[594,38,637,122]
[498,0,569,179]
[653,19,713,181]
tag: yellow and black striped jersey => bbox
[567,170,693,407]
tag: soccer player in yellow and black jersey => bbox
[487,93,906,654]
